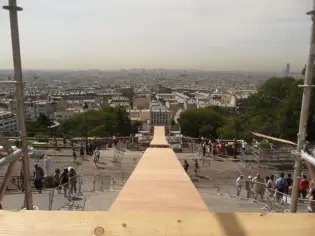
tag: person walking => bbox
[232,139,238,159]
[94,147,100,164]
[300,175,310,199]
[60,168,69,198]
[236,175,244,198]
[53,169,61,194]
[33,164,44,194]
[183,160,189,173]
[72,148,77,163]
[194,159,199,176]
[69,168,77,195]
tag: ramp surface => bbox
[110,148,208,211]
[150,126,169,147]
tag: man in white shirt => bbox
[236,175,244,197]
[94,147,100,164]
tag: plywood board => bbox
[110,148,208,211]
[150,126,169,147]
[1,211,315,236]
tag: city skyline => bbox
[0,0,312,72]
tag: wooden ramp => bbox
[150,126,169,148]
[109,148,208,211]
[1,126,315,235]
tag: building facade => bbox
[0,110,18,132]
[150,102,172,126]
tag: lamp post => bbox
[83,102,88,155]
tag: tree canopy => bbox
[59,106,132,137]
[177,107,224,138]
[179,75,315,142]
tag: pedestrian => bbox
[285,173,293,195]
[276,172,287,202]
[245,175,252,199]
[232,139,238,159]
[69,168,77,195]
[33,164,44,194]
[183,160,189,173]
[60,168,69,198]
[266,175,276,197]
[72,148,77,163]
[307,186,315,213]
[94,147,100,164]
[53,169,61,194]
[194,159,199,176]
[20,169,24,192]
[236,175,244,197]
[300,175,309,199]
[252,173,264,200]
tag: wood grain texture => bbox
[110,148,208,211]
[150,126,169,147]
[1,211,315,236]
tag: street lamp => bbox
[83,102,88,155]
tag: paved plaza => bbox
[0,148,309,212]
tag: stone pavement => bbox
[1,148,308,212]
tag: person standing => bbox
[53,169,61,194]
[183,160,189,173]
[69,168,77,195]
[60,168,70,198]
[94,147,100,164]
[276,172,287,202]
[245,175,253,199]
[232,139,238,159]
[72,148,77,163]
[33,164,44,194]
[194,159,199,176]
[236,175,244,197]
[300,175,310,199]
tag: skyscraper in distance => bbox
[284,63,291,77]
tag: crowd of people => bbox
[199,138,246,158]
[236,172,315,212]
[30,163,78,198]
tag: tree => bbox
[26,114,53,137]
[59,106,132,137]
[178,107,224,138]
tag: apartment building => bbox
[109,97,130,108]
[133,94,150,109]
[0,110,18,132]
[54,108,82,121]
[150,102,172,126]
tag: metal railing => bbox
[214,180,315,213]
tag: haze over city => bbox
[0,0,312,72]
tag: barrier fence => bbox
[211,180,314,213]
[2,171,131,211]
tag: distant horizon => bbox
[0,0,311,72]
[0,68,301,75]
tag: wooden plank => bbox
[1,211,315,236]
[150,126,169,148]
[110,148,208,211]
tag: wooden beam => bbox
[110,148,208,211]
[0,211,315,236]
[150,126,169,148]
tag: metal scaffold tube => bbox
[301,150,315,167]
[3,0,33,210]
[290,0,315,213]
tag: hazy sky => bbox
[0,0,313,71]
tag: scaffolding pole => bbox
[3,0,33,210]
[290,0,315,213]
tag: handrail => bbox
[0,148,22,167]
